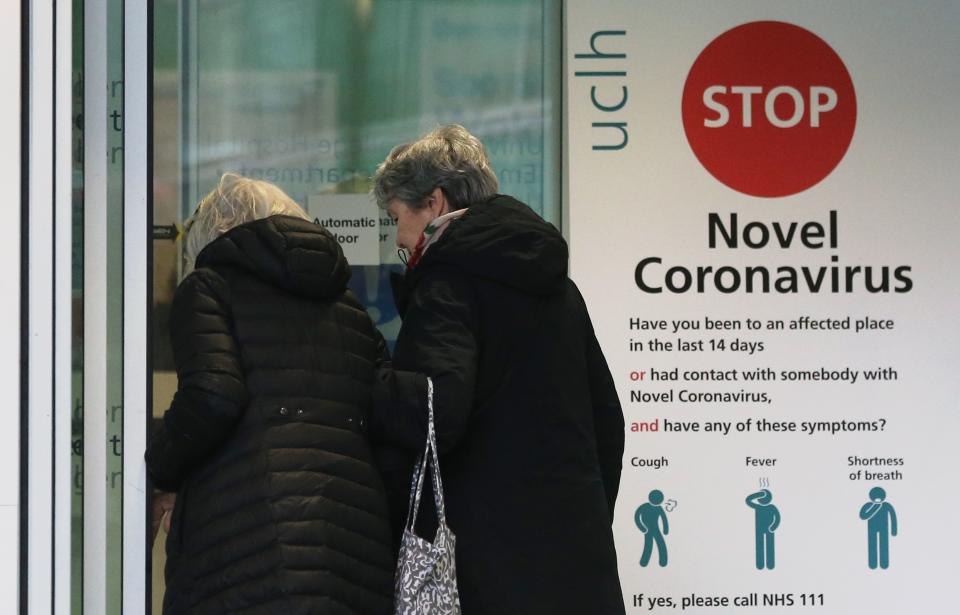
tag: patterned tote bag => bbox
[394,378,461,615]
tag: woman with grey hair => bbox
[146,173,394,614]
[372,125,626,614]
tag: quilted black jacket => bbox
[371,195,627,615]
[146,215,392,615]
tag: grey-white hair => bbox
[372,124,499,210]
[182,172,310,276]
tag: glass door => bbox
[151,1,561,611]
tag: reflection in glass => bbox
[106,0,125,611]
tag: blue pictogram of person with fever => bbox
[635,489,669,567]
[859,486,897,569]
[746,488,780,570]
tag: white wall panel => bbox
[28,0,55,610]
[0,0,22,611]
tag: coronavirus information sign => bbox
[566,2,960,612]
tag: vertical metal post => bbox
[54,0,75,612]
[180,0,199,219]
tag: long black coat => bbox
[372,195,626,615]
[146,215,393,615]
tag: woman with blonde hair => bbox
[146,173,393,614]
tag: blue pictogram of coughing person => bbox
[746,488,780,570]
[635,489,669,567]
[859,486,897,569]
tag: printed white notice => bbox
[566,2,960,613]
[307,194,380,266]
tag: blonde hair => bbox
[182,173,310,276]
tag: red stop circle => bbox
[682,21,856,198]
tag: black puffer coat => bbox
[146,215,393,615]
[372,195,626,615]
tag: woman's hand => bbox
[152,491,177,543]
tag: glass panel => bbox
[155,0,560,334]
[106,0,124,611]
[151,1,560,610]
[151,3,181,612]
[75,0,130,610]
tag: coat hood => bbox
[414,194,568,296]
[194,215,350,299]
